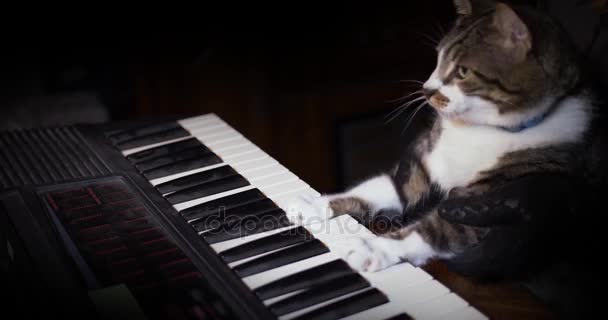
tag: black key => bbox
[190,198,279,232]
[255,259,354,300]
[165,174,249,204]
[108,121,180,144]
[126,138,204,164]
[384,313,414,320]
[291,288,389,320]
[269,274,371,316]
[116,126,190,150]
[136,147,213,172]
[220,226,313,263]
[232,239,329,278]
[156,165,238,194]
[202,209,291,244]
[180,189,267,221]
[143,153,223,181]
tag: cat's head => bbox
[423,0,581,129]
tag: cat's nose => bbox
[423,88,437,99]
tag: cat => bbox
[287,0,605,315]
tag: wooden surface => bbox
[423,261,557,320]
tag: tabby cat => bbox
[287,0,604,310]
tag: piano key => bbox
[136,147,214,172]
[212,143,260,159]
[232,155,279,170]
[268,273,371,316]
[118,116,230,157]
[173,176,309,212]
[187,123,232,138]
[287,288,389,320]
[254,259,355,300]
[434,305,488,320]
[177,113,221,127]
[166,175,250,204]
[202,209,292,244]
[108,121,182,145]
[116,126,190,151]
[210,224,297,253]
[189,198,279,232]
[180,189,267,222]
[126,137,205,164]
[156,165,238,194]
[232,239,330,278]
[406,293,469,319]
[340,278,450,320]
[143,153,223,180]
[202,132,245,148]
[121,135,193,156]
[150,150,278,186]
[220,226,313,264]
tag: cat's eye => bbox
[456,66,470,79]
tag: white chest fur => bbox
[422,96,591,191]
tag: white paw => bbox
[342,237,401,272]
[286,194,334,226]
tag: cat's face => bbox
[423,0,552,128]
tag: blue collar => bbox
[500,113,546,133]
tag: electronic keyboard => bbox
[0,113,487,320]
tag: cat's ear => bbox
[492,2,532,60]
[453,0,495,16]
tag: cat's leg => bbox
[287,159,431,225]
[341,209,488,272]
[287,173,402,225]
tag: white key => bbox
[215,144,261,159]
[196,129,243,145]
[178,113,221,127]
[259,180,309,198]
[241,166,291,183]
[227,151,272,166]
[407,293,469,319]
[342,279,450,320]
[187,122,229,136]
[434,306,488,320]
[271,189,321,211]
[232,157,279,172]
[187,122,230,136]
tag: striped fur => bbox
[289,0,599,277]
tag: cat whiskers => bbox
[399,80,425,85]
[432,21,446,41]
[414,31,441,49]
[401,101,429,135]
[386,89,424,103]
[385,95,426,125]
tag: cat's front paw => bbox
[286,194,334,225]
[342,237,401,272]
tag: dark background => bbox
[1,0,606,194]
